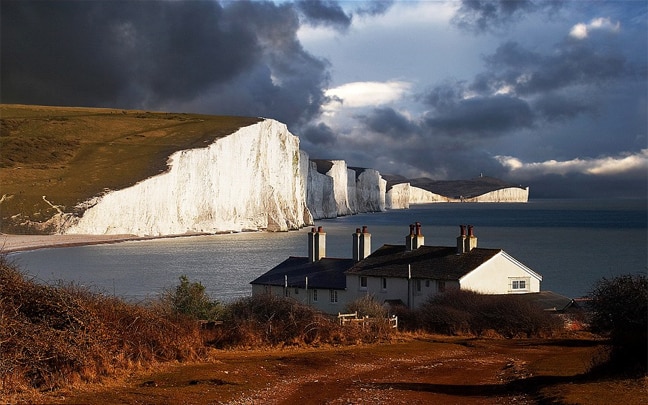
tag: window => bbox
[438,281,446,293]
[312,289,318,302]
[359,276,368,290]
[510,277,530,292]
[381,278,387,291]
[329,289,338,303]
[415,279,422,293]
[425,280,430,288]
[294,287,299,294]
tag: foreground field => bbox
[38,335,645,405]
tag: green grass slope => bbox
[0,104,260,234]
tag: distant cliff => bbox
[1,106,528,236]
[63,121,528,235]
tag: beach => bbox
[0,234,142,253]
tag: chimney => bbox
[353,225,372,262]
[308,226,326,262]
[456,224,467,254]
[464,225,478,252]
[406,222,425,251]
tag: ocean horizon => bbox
[10,198,647,302]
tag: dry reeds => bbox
[0,256,203,396]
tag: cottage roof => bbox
[250,256,354,290]
[345,244,502,280]
[515,291,575,312]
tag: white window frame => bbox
[509,277,530,292]
[329,289,338,303]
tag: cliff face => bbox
[409,186,450,203]
[463,187,529,202]
[62,119,527,236]
[65,120,310,236]
[355,169,386,212]
[386,183,410,209]
[305,161,387,219]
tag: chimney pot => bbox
[460,224,466,236]
[355,228,361,233]
[362,225,368,233]
[318,226,324,233]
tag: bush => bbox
[215,294,334,347]
[588,274,647,373]
[0,256,203,395]
[414,289,561,338]
[344,294,388,318]
[159,275,224,321]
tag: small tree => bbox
[588,274,647,372]
[344,295,388,319]
[165,275,223,321]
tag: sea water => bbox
[9,199,647,301]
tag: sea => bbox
[8,198,647,302]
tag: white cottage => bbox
[345,224,542,310]
[251,223,543,314]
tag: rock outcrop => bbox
[66,120,310,236]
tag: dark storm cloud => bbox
[479,41,629,96]
[301,122,337,146]
[296,0,352,30]
[0,0,329,127]
[424,95,534,136]
[353,0,395,17]
[357,107,418,137]
[452,0,561,33]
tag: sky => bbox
[2,0,646,198]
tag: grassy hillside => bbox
[0,104,260,234]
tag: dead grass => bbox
[0,104,260,233]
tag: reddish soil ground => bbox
[36,334,645,405]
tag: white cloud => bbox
[496,149,648,178]
[324,80,411,109]
[569,17,620,39]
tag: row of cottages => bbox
[250,223,543,314]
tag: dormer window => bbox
[509,277,530,292]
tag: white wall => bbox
[459,251,541,294]
[252,284,352,315]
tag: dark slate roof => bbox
[515,291,575,312]
[250,256,355,290]
[346,244,502,280]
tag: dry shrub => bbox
[415,289,561,338]
[213,294,335,347]
[209,294,393,348]
[0,256,203,395]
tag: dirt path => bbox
[40,335,645,405]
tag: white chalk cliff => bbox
[62,118,527,236]
[66,119,310,236]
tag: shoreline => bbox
[0,231,264,254]
[0,234,147,253]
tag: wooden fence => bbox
[337,312,398,329]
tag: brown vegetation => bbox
[1,258,645,404]
[0,104,260,233]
